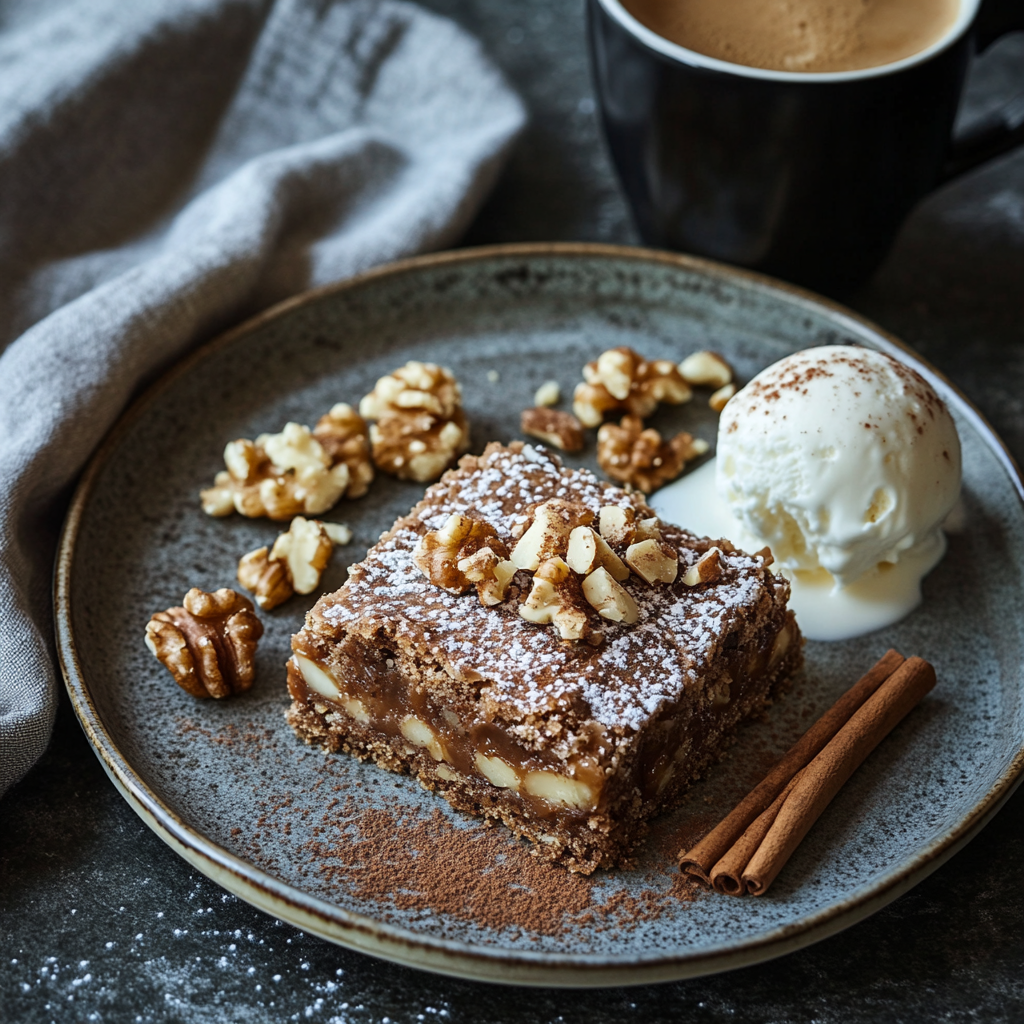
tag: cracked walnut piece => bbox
[534,380,560,407]
[709,382,737,412]
[581,566,638,624]
[625,538,679,585]
[597,415,709,494]
[145,588,263,698]
[683,546,723,586]
[520,407,585,452]
[413,513,516,607]
[359,361,470,482]
[200,417,369,521]
[519,556,591,640]
[510,498,594,572]
[238,518,352,610]
[573,346,692,427]
[312,404,374,498]
[679,350,734,390]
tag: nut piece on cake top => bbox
[413,512,515,607]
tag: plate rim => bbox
[54,241,1024,987]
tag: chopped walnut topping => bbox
[410,494,685,644]
[598,505,637,547]
[520,407,585,452]
[200,422,354,520]
[572,347,692,427]
[359,361,470,482]
[510,498,594,571]
[682,547,723,586]
[709,382,737,412]
[596,415,709,493]
[458,547,518,608]
[144,588,263,698]
[566,526,629,581]
[312,404,374,498]
[625,538,679,585]
[518,556,590,640]
[238,516,350,610]
[635,516,663,542]
[413,512,515,607]
[534,380,561,407]
[679,350,734,389]
[581,566,638,624]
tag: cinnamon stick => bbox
[742,655,935,896]
[680,648,906,884]
[710,768,805,895]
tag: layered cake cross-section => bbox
[286,442,801,873]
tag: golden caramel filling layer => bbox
[288,649,606,819]
[290,614,793,821]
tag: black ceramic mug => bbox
[588,0,1024,292]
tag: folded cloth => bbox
[0,0,525,797]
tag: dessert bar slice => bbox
[287,442,801,873]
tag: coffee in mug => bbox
[621,0,963,73]
[589,0,1024,290]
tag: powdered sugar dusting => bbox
[313,444,784,736]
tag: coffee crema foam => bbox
[623,0,961,73]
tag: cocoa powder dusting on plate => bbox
[304,803,595,936]
[175,714,706,939]
[297,797,704,936]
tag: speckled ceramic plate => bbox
[56,244,1024,987]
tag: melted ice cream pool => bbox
[652,459,950,642]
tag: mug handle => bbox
[942,0,1024,181]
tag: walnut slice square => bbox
[286,442,801,873]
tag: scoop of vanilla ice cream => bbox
[716,346,961,587]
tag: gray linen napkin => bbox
[0,0,525,797]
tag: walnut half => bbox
[145,588,263,698]
[238,517,352,610]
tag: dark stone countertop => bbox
[3,3,1023,1021]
